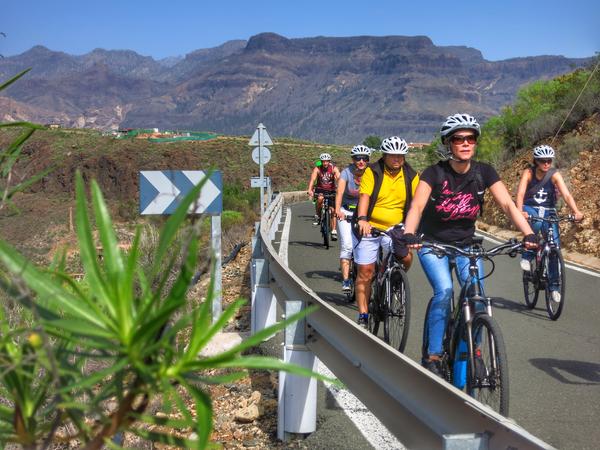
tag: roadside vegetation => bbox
[422,57,600,168]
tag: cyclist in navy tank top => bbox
[516,145,583,301]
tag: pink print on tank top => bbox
[435,181,480,221]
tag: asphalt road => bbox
[287,201,600,450]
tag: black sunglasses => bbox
[352,156,369,162]
[450,134,477,145]
[536,159,553,164]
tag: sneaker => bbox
[357,315,368,330]
[342,279,352,292]
[551,290,561,303]
[312,215,320,226]
[331,229,338,240]
[423,358,443,378]
[520,259,531,272]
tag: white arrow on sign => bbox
[248,123,273,146]
[252,146,271,164]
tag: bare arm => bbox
[489,180,534,236]
[307,167,318,197]
[403,180,432,235]
[515,169,531,217]
[552,172,583,221]
[335,178,347,219]
[357,193,371,236]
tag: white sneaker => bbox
[312,215,320,226]
[520,259,531,272]
[331,229,338,240]
[551,291,561,303]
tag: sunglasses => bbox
[450,135,477,145]
[352,156,370,162]
[536,159,553,164]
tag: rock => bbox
[234,404,262,423]
[249,390,261,405]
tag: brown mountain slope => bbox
[481,113,600,258]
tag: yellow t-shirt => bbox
[360,165,420,230]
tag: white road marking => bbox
[318,362,404,450]
[278,207,292,266]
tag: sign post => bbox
[249,123,273,216]
[139,170,223,323]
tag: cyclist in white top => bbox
[335,145,372,292]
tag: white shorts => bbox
[352,233,392,265]
[338,207,354,260]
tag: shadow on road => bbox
[490,296,552,320]
[315,290,358,309]
[289,240,336,250]
[529,358,600,385]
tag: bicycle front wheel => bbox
[321,209,330,249]
[522,254,539,309]
[346,257,357,303]
[368,279,381,336]
[467,314,509,416]
[383,269,411,353]
[545,248,565,320]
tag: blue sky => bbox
[2,0,598,61]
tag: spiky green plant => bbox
[0,171,330,449]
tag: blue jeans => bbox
[418,246,484,356]
[522,205,560,291]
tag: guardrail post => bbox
[251,224,277,335]
[278,300,317,441]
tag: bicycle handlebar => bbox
[529,214,576,224]
[420,238,524,259]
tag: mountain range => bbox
[0,33,592,143]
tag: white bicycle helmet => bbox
[350,145,372,157]
[380,136,408,154]
[319,153,332,161]
[533,145,555,159]
[440,113,481,143]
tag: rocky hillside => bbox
[0,34,591,143]
[481,113,600,258]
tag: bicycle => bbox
[420,236,523,416]
[522,214,575,320]
[318,191,336,249]
[367,227,411,353]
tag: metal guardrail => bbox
[252,192,554,450]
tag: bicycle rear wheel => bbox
[522,254,539,309]
[383,269,411,353]
[467,314,509,416]
[321,208,330,249]
[545,248,565,320]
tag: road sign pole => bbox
[211,215,222,323]
[259,129,265,216]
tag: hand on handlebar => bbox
[573,212,584,222]
[358,219,372,236]
[522,233,538,250]
[401,233,422,249]
[336,209,346,220]
[307,189,314,199]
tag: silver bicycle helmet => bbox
[319,153,332,161]
[440,113,481,143]
[380,136,408,154]
[350,145,372,156]
[533,145,555,159]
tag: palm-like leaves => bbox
[0,171,335,448]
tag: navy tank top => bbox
[524,168,556,208]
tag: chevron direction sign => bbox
[139,170,222,215]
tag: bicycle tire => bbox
[467,313,509,416]
[321,208,330,249]
[522,253,540,309]
[383,269,411,353]
[545,248,565,320]
[368,278,381,336]
[346,257,357,303]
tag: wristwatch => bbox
[357,216,368,221]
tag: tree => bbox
[362,135,382,149]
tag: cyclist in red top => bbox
[308,153,340,239]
